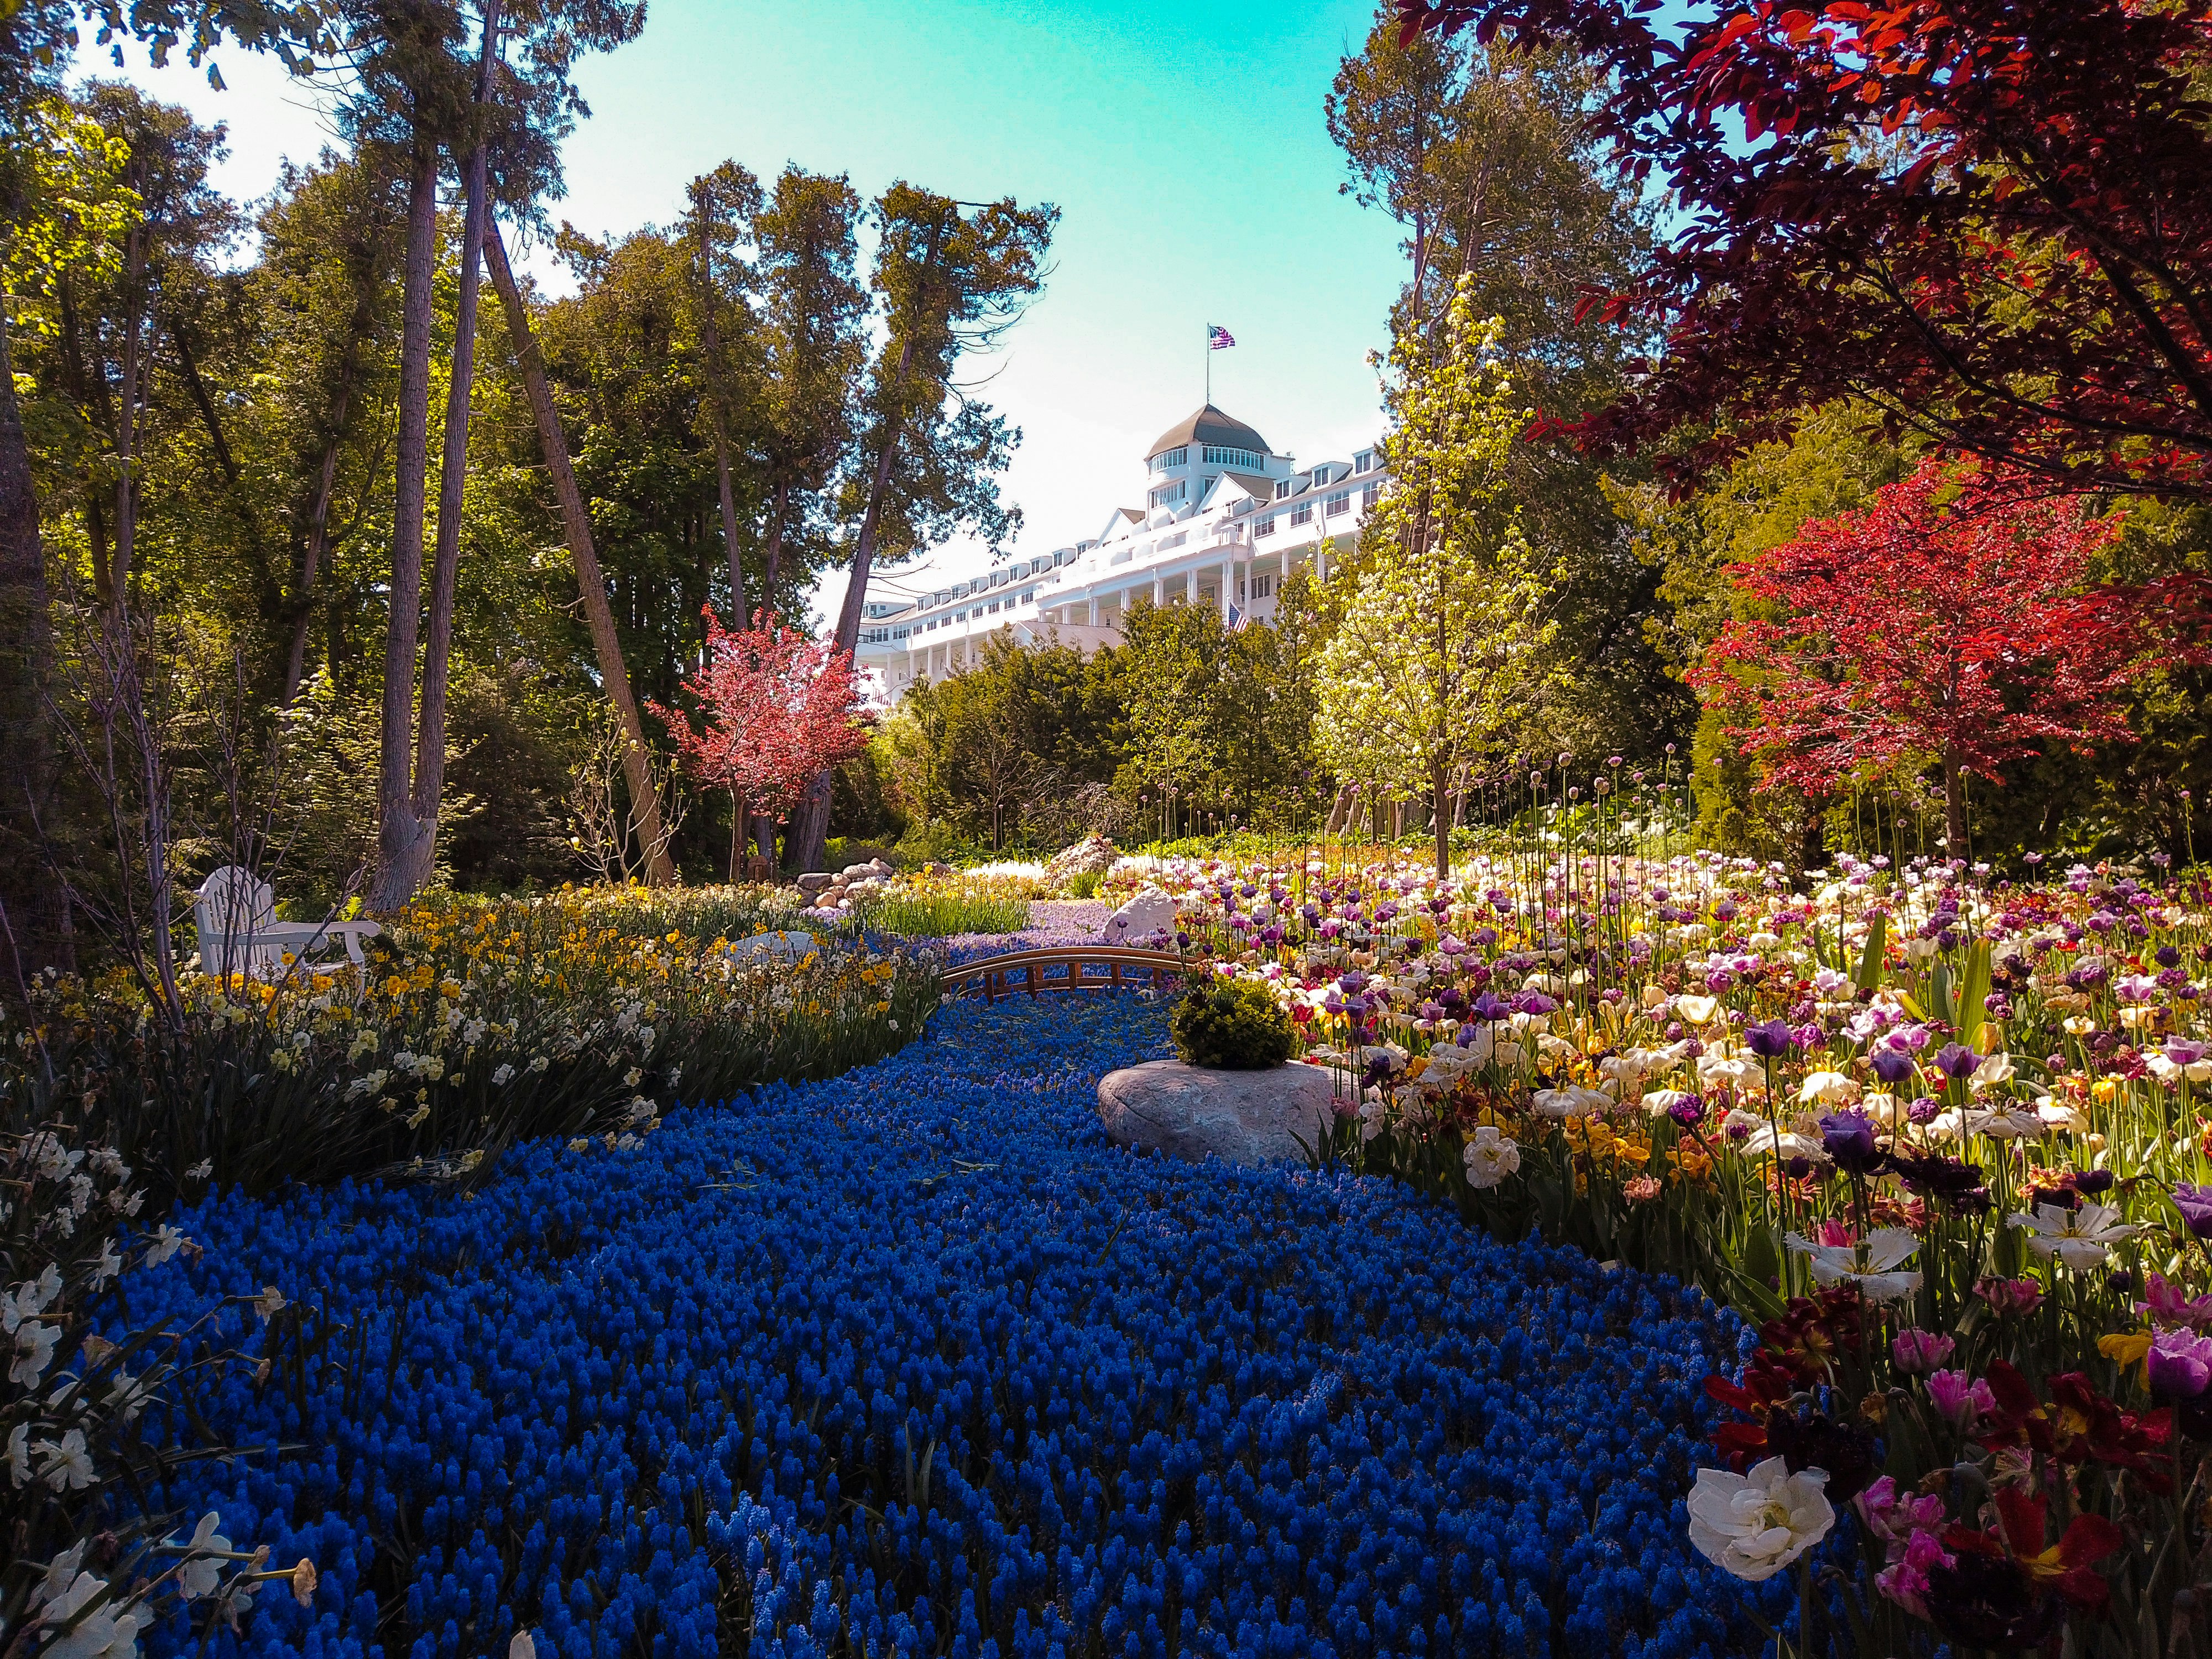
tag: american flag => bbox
[1207,324,1235,350]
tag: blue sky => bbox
[94,0,1409,606]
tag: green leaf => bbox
[1853,912,1886,994]
[1957,939,1991,1048]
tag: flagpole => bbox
[1204,323,1211,407]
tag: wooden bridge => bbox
[941,946,1187,1003]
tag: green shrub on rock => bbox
[1171,978,1295,1070]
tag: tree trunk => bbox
[370,148,441,911]
[284,434,346,702]
[692,192,749,623]
[400,6,503,901]
[729,791,747,883]
[485,219,675,885]
[1942,745,1967,858]
[109,223,147,615]
[1432,758,1451,879]
[790,217,950,874]
[760,480,788,614]
[0,302,73,992]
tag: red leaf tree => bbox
[1396,0,2212,499]
[651,611,872,880]
[1691,463,2165,849]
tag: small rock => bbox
[1098,1061,1338,1167]
[1103,885,1178,946]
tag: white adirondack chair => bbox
[192,867,382,977]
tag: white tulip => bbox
[1687,1457,1835,1582]
[1462,1126,1521,1190]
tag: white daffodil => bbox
[1698,1054,1768,1095]
[11,1318,59,1386]
[1721,1108,1830,1165]
[1418,1045,1486,1084]
[1531,1085,1611,1119]
[2036,1097,2091,1134]
[1968,1052,2016,1093]
[1966,1100,2046,1140]
[1784,1228,1923,1302]
[2008,1201,2141,1270]
[6,1422,30,1486]
[1687,1457,1836,1582]
[174,1511,232,1600]
[35,1428,92,1491]
[1797,1071,1861,1107]
[1463,1126,1521,1190]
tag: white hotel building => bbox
[855,404,1385,697]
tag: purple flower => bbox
[1468,992,1511,1022]
[2174,1184,2212,1240]
[1926,1368,1995,1428]
[1338,971,1369,995]
[1870,1047,1916,1084]
[1891,1329,1955,1376]
[1819,1109,1882,1174]
[1667,1097,1706,1130]
[1932,1042,1977,1079]
[2150,1328,2212,1402]
[1744,1020,1796,1058]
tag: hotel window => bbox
[1361,482,1379,512]
[1151,446,1188,472]
[1326,490,1351,516]
[988,599,1000,613]
[1201,445,1262,469]
[1149,480,1186,507]
[1255,515,1277,537]
[1354,449,1375,473]
[1290,504,1313,526]
[1274,479,1292,499]
[1251,573,1274,600]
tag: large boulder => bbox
[796,872,836,896]
[1102,885,1178,946]
[1045,833,1118,885]
[1097,1061,1338,1167]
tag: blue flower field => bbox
[127,993,1776,1658]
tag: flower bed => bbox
[102,994,1767,1658]
[4,885,936,1204]
[1120,842,2212,1647]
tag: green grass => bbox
[854,889,1032,938]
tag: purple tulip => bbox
[2150,1328,2212,1402]
[1667,1097,1706,1130]
[2174,1185,2212,1240]
[1469,992,1512,1022]
[1870,1047,1917,1085]
[1744,1020,1796,1058]
[1933,1043,1978,1079]
[1819,1110,1882,1175]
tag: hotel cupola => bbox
[1141,405,1294,522]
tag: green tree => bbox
[1329,6,1679,761]
[792,184,1056,869]
[1317,282,1559,877]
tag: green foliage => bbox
[854,885,1030,938]
[1170,977,1295,1070]
[1318,282,1561,872]
[1066,870,1100,900]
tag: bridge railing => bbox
[941,947,1188,1004]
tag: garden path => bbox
[128,994,1777,1658]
